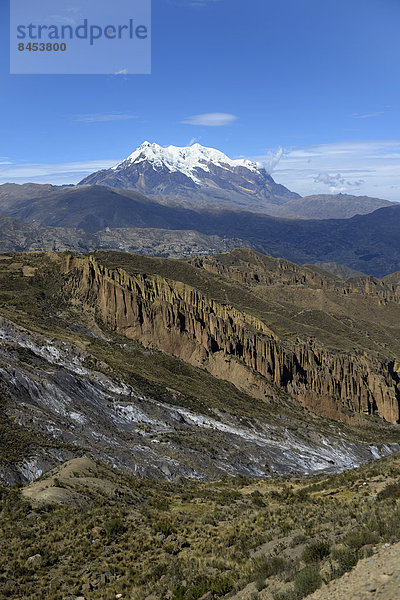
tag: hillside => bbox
[1,450,400,600]
[1,248,400,599]
[269,193,393,219]
[308,540,400,600]
[1,250,400,486]
[1,181,400,276]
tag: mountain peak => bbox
[112,141,262,184]
[79,141,300,210]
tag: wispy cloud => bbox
[314,172,364,189]
[352,111,387,119]
[263,146,284,174]
[73,113,136,123]
[114,68,128,76]
[252,140,400,201]
[0,159,118,186]
[181,112,237,127]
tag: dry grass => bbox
[1,453,400,600]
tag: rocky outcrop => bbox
[190,251,400,305]
[63,255,400,424]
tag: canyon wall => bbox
[63,255,400,424]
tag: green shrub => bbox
[251,493,266,508]
[255,575,266,591]
[301,540,330,563]
[293,565,322,598]
[252,554,288,580]
[105,516,125,537]
[182,574,233,600]
[331,547,358,576]
[154,519,175,537]
[345,529,378,550]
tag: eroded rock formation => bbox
[62,254,400,424]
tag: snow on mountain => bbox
[79,140,301,211]
[111,141,261,184]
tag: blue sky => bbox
[1,0,400,200]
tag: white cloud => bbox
[73,113,136,123]
[253,140,400,201]
[314,172,346,187]
[314,172,365,192]
[114,68,128,76]
[181,112,238,127]
[263,146,284,174]
[0,159,117,186]
[352,111,387,119]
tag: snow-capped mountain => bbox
[79,142,300,212]
[113,141,262,184]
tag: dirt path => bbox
[308,542,400,600]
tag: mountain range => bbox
[0,188,400,276]
[78,142,392,217]
[0,141,399,277]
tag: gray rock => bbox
[26,554,43,568]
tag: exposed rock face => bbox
[63,254,400,424]
[5,313,394,485]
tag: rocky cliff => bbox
[62,253,400,424]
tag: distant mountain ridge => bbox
[1,188,400,276]
[0,141,398,275]
[265,193,393,219]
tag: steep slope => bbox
[79,141,300,211]
[63,250,400,424]
[308,540,400,600]
[1,252,399,486]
